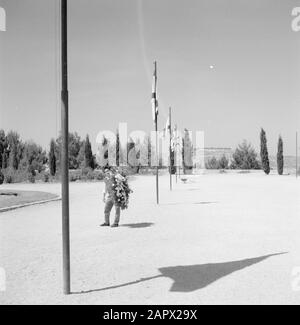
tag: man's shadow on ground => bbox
[161,202,218,206]
[73,252,287,295]
[121,223,154,229]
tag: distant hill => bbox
[203,148,232,160]
[269,156,297,174]
[194,148,298,174]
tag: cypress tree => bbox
[49,139,56,176]
[0,129,5,169]
[182,129,193,174]
[260,128,270,175]
[7,131,21,170]
[10,144,19,170]
[116,130,120,167]
[277,136,284,175]
[84,135,94,169]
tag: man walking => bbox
[100,168,121,228]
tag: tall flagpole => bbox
[175,124,178,183]
[61,0,71,295]
[169,107,172,191]
[152,61,159,204]
[296,132,298,178]
[155,110,159,204]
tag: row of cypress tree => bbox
[260,128,284,175]
[48,134,95,177]
[6,128,284,178]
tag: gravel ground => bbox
[0,173,300,305]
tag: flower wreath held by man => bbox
[100,167,132,228]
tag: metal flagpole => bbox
[155,111,159,204]
[61,0,71,295]
[169,107,172,191]
[296,132,298,179]
[179,151,181,179]
[152,61,159,204]
[155,114,159,204]
[175,124,178,183]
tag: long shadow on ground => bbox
[72,252,287,295]
[121,223,154,229]
[161,202,218,206]
[159,252,287,292]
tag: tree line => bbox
[0,127,286,184]
[0,127,197,182]
[0,130,96,184]
[206,128,284,175]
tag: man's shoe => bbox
[100,223,110,227]
[111,224,119,228]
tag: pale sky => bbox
[0,0,300,155]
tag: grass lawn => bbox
[0,190,59,210]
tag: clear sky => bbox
[0,0,300,155]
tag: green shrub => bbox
[1,168,39,184]
[206,157,219,169]
[69,174,78,182]
[81,167,92,177]
[80,167,104,181]
[4,168,14,184]
[86,169,94,181]
[231,141,260,170]
[28,165,36,177]
[13,169,31,183]
[117,167,137,176]
[68,168,104,182]
[69,170,81,182]
[218,155,229,169]
[42,172,50,183]
[94,170,104,180]
[205,156,229,170]
[28,173,35,183]
[0,170,4,185]
[5,175,13,183]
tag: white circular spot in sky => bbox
[210,65,214,69]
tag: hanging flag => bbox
[162,117,171,139]
[151,62,158,122]
[171,125,180,150]
[165,116,170,131]
[173,124,177,136]
[162,127,167,139]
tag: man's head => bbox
[104,167,115,178]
